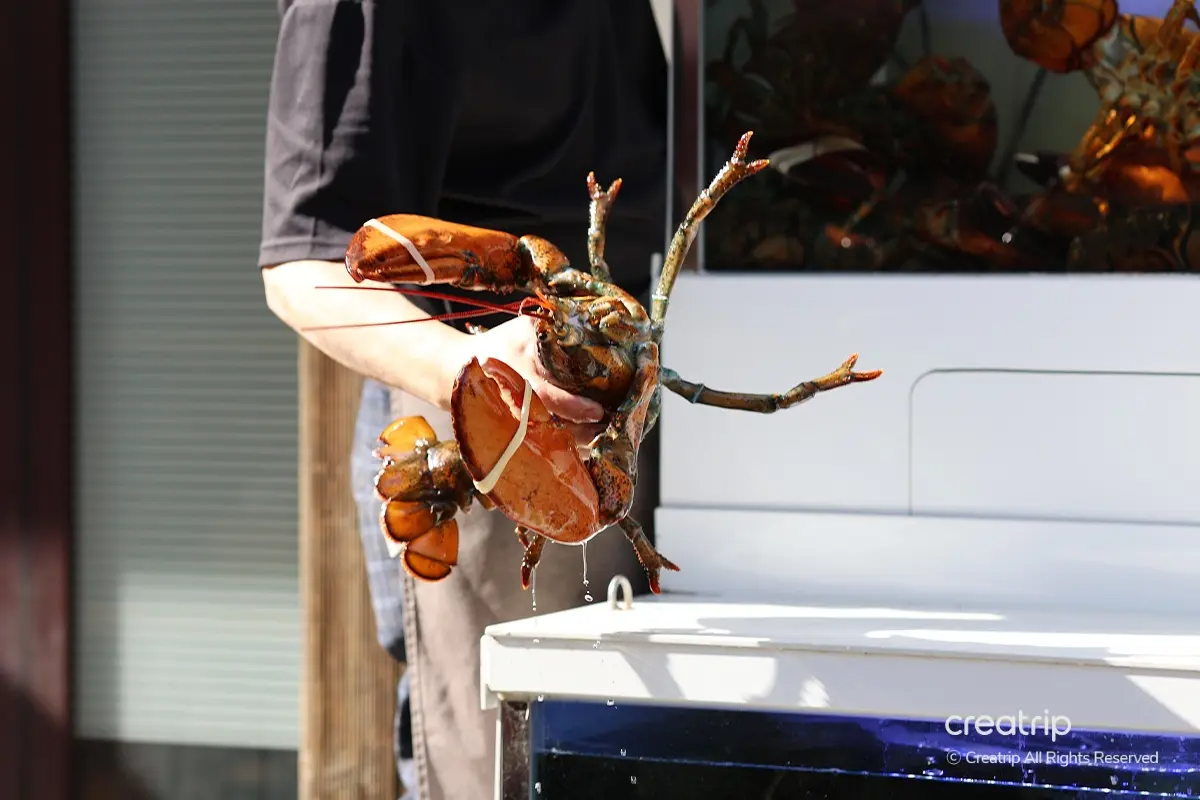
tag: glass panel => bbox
[699,0,1200,274]
[530,700,1200,798]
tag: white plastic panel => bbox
[653,507,1200,616]
[659,273,1200,516]
[483,596,1200,735]
[911,371,1200,523]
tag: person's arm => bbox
[262,258,469,410]
[256,1,468,411]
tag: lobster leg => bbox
[618,516,679,595]
[642,385,663,437]
[583,341,680,592]
[515,526,547,590]
[650,131,770,342]
[586,173,621,283]
[587,342,660,524]
[659,353,882,414]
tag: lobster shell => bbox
[451,357,602,544]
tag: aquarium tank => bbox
[526,700,1200,798]
[699,0,1200,273]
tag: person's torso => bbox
[434,0,670,296]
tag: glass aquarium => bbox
[697,0,1200,273]
[527,700,1200,799]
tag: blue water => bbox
[529,700,1200,798]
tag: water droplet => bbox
[592,641,599,649]
[606,699,615,706]
[581,542,589,588]
[584,592,593,603]
[630,775,638,785]
[537,695,544,702]
[532,638,540,644]
[534,781,542,794]
[620,748,627,757]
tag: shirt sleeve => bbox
[257,0,460,268]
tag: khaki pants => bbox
[390,388,658,800]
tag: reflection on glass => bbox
[531,700,1200,798]
[700,0,1200,273]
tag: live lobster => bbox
[996,0,1200,268]
[334,132,882,593]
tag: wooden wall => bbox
[0,1,74,798]
[299,342,403,800]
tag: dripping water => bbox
[582,542,593,603]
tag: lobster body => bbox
[346,133,882,593]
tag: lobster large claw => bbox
[344,214,524,289]
[451,357,602,543]
[998,0,1117,74]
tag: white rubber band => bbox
[364,218,436,284]
[473,379,532,494]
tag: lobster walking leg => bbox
[659,353,882,414]
[650,132,770,341]
[618,516,679,595]
[515,526,547,590]
[587,342,660,524]
[586,173,622,283]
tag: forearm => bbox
[262,259,468,410]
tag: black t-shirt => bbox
[258,0,669,321]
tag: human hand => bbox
[444,316,605,445]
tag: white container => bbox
[654,272,1200,615]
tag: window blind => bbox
[73,0,301,749]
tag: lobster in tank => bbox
[1000,0,1200,265]
[331,133,882,593]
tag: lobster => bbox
[999,0,1119,74]
[999,0,1200,263]
[999,0,1200,194]
[706,0,921,154]
[337,133,882,594]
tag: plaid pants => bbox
[350,378,416,795]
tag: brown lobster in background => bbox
[1000,0,1200,204]
[332,133,882,593]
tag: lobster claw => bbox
[450,357,602,543]
[344,214,524,289]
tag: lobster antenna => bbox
[301,305,519,333]
[313,284,523,315]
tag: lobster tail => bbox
[372,415,473,583]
